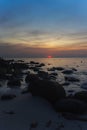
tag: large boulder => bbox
[28,78,66,103]
[54,98,87,114]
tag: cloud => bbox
[0,43,86,58]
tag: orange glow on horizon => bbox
[48,55,52,58]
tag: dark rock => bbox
[72,68,77,71]
[28,66,40,72]
[30,121,38,129]
[30,61,39,64]
[62,82,70,86]
[50,72,58,76]
[65,76,80,82]
[36,63,45,67]
[45,120,52,128]
[3,111,15,115]
[74,91,87,103]
[1,94,16,100]
[11,62,29,70]
[28,79,66,103]
[21,88,29,94]
[68,90,74,93]
[81,82,87,89]
[7,79,21,87]
[54,98,87,114]
[38,71,49,79]
[17,60,24,62]
[0,74,8,80]
[62,70,73,74]
[48,67,64,71]
[56,67,64,71]
[48,75,57,80]
[25,74,39,83]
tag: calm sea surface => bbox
[22,58,87,95]
[2,58,87,95]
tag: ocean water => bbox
[22,58,87,95]
[0,58,87,96]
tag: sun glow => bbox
[48,55,52,58]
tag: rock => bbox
[7,79,21,87]
[38,71,49,79]
[45,120,52,128]
[11,62,29,70]
[29,66,40,72]
[62,70,73,74]
[30,61,39,64]
[65,76,80,82]
[56,67,64,71]
[48,67,64,71]
[36,63,45,67]
[47,67,56,71]
[72,68,77,71]
[48,75,57,80]
[74,91,87,103]
[3,111,15,115]
[21,88,29,94]
[28,79,66,103]
[54,98,87,114]
[62,82,70,86]
[81,82,87,89]
[68,90,74,93]
[50,72,58,76]
[30,121,38,129]
[1,94,16,100]
[25,74,39,83]
[0,74,9,80]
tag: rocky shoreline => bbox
[0,57,87,129]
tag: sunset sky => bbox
[0,0,87,57]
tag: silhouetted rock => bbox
[81,82,87,89]
[7,79,21,87]
[62,82,70,86]
[29,66,40,72]
[65,76,80,82]
[38,71,49,79]
[30,61,39,64]
[48,67,64,71]
[62,70,73,74]
[21,88,29,94]
[74,91,87,103]
[54,98,87,114]
[37,63,45,67]
[1,94,16,100]
[28,79,66,103]
[72,68,77,71]
[50,72,58,76]
[25,74,39,83]
[11,62,29,70]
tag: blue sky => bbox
[0,0,87,57]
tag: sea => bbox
[20,58,87,95]
[1,58,87,96]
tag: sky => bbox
[0,0,87,57]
